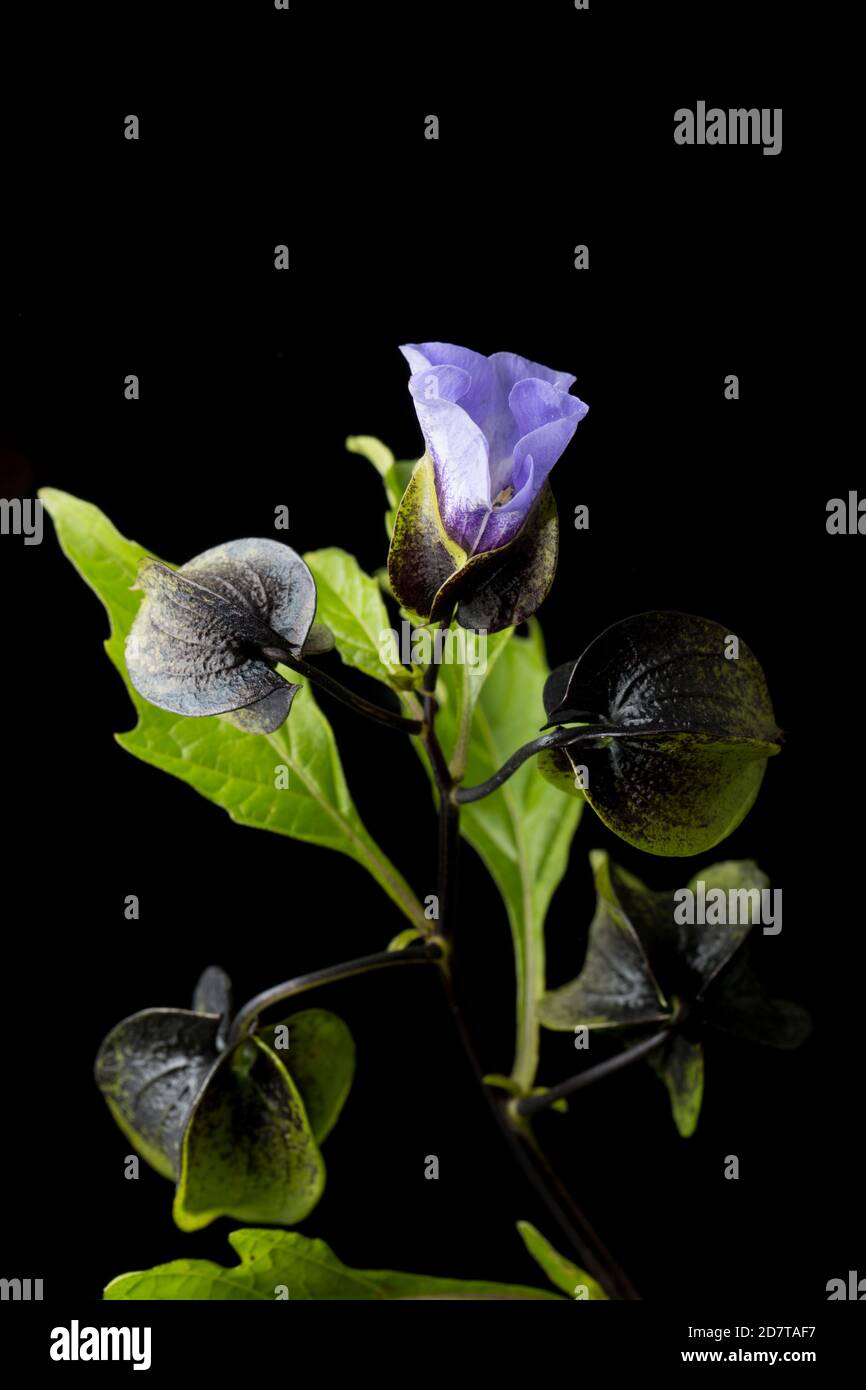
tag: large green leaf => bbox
[436,625,512,782]
[516,1221,607,1300]
[105,1228,563,1300]
[432,623,582,1090]
[304,546,411,688]
[40,490,425,930]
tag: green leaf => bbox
[540,612,781,856]
[304,546,411,688]
[539,851,671,1032]
[437,625,512,781]
[345,435,416,534]
[516,1222,608,1300]
[432,623,583,1089]
[40,490,425,931]
[104,1228,563,1301]
[345,434,396,485]
[257,1008,355,1144]
[648,1033,705,1138]
[174,1037,324,1231]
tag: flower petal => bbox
[406,366,491,552]
[488,350,577,393]
[509,385,588,507]
[487,358,580,491]
[399,344,588,559]
[407,362,472,407]
[400,341,491,380]
[509,377,589,438]
[403,343,515,479]
[472,385,587,553]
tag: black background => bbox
[1,5,859,1311]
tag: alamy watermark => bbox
[0,497,42,545]
[827,1271,866,1299]
[1,1276,43,1300]
[50,1321,152,1370]
[380,620,487,671]
[826,493,866,534]
[674,880,782,935]
[674,103,782,157]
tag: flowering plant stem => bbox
[264,646,639,1298]
[415,646,639,1301]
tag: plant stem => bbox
[436,964,639,1299]
[262,646,423,734]
[456,725,606,802]
[516,1027,673,1118]
[456,724,668,803]
[436,794,460,940]
[423,715,454,793]
[227,941,443,1047]
[420,621,459,937]
[421,658,639,1300]
[517,1128,641,1300]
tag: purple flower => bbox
[400,342,588,556]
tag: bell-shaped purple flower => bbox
[388,342,588,632]
[400,342,588,556]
